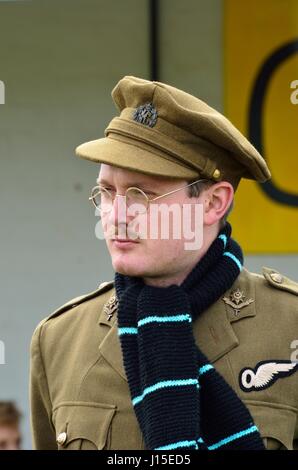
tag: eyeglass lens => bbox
[91,187,149,214]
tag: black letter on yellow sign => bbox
[249,39,298,207]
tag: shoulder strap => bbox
[262,267,298,296]
[45,281,114,321]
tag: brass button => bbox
[56,431,67,446]
[270,272,283,283]
[212,169,221,179]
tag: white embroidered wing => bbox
[253,362,297,388]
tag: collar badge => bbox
[103,295,118,321]
[222,288,254,316]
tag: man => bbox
[30,76,298,450]
[0,401,22,450]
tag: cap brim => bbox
[75,136,200,179]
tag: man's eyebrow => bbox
[96,178,119,187]
[96,177,108,185]
[96,178,157,193]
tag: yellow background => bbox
[224,0,298,253]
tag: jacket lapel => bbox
[97,290,127,381]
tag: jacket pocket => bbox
[52,401,117,450]
[245,402,297,450]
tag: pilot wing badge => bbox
[239,360,298,392]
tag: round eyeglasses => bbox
[89,178,210,215]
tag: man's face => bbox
[0,424,21,450]
[97,164,206,283]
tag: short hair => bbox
[187,179,234,228]
[0,401,22,427]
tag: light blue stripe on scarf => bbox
[132,378,199,406]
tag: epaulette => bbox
[44,280,114,322]
[262,267,298,296]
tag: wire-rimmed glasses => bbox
[89,178,210,215]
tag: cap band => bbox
[105,116,221,180]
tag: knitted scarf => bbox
[114,222,265,450]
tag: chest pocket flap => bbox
[53,401,117,450]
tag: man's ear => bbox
[203,182,234,226]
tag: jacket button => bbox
[56,432,67,446]
[270,272,283,283]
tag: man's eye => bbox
[100,187,113,193]
[138,189,156,196]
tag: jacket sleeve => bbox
[29,320,57,450]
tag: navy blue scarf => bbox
[114,222,265,450]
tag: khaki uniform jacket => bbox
[29,267,298,450]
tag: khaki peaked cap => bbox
[75,76,271,190]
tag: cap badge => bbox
[133,102,158,127]
[222,288,254,316]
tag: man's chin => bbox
[111,256,148,278]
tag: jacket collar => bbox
[97,267,256,382]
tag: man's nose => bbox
[109,194,127,225]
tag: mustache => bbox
[103,223,140,240]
